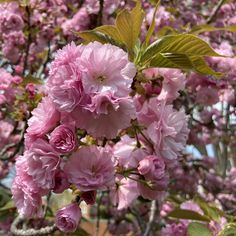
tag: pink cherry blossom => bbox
[20,138,60,190]
[78,41,136,97]
[137,98,189,160]
[27,96,60,140]
[49,124,78,154]
[55,203,81,233]
[12,175,43,218]
[72,93,136,138]
[64,146,115,191]
[110,176,139,210]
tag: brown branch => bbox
[10,215,56,236]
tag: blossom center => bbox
[97,75,106,83]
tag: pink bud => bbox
[55,203,81,233]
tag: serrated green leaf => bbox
[218,223,236,236]
[168,208,210,222]
[187,222,211,236]
[149,53,222,77]
[189,56,222,77]
[141,34,224,64]
[189,24,236,35]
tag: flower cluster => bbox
[12,40,189,232]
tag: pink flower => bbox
[208,217,227,236]
[64,146,115,191]
[27,96,60,139]
[62,8,90,36]
[49,124,78,154]
[138,155,166,180]
[72,93,136,138]
[80,191,97,205]
[55,203,81,233]
[137,155,168,200]
[12,175,42,218]
[144,68,186,103]
[110,176,139,210]
[78,42,136,97]
[196,87,219,105]
[47,42,84,112]
[137,98,189,160]
[161,222,188,236]
[113,135,146,169]
[21,138,60,190]
[0,12,24,33]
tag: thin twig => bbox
[23,5,32,76]
[206,0,226,24]
[143,200,157,236]
[0,121,27,160]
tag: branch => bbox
[23,6,32,76]
[96,0,104,27]
[206,0,226,24]
[143,200,157,236]
[0,121,27,160]
[10,215,56,236]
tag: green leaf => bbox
[0,189,11,208]
[0,0,16,2]
[194,197,223,221]
[144,0,160,47]
[218,223,236,236]
[0,200,15,212]
[95,25,122,42]
[189,24,236,35]
[149,53,222,77]
[167,209,210,222]
[115,0,145,58]
[157,26,178,38]
[76,30,112,44]
[187,222,212,236]
[189,56,223,77]
[141,34,224,64]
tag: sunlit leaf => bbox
[96,25,122,42]
[115,0,145,58]
[141,34,224,64]
[76,30,112,44]
[189,24,236,34]
[149,53,222,77]
[144,0,160,48]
